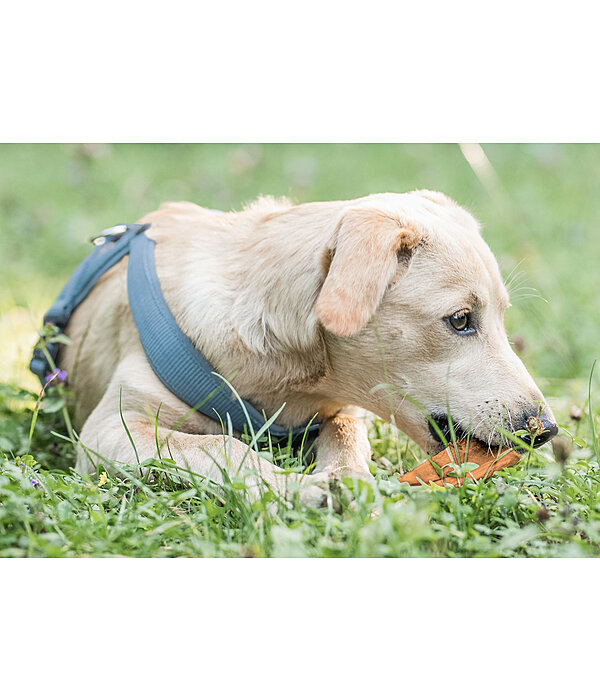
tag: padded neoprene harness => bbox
[30,223,320,440]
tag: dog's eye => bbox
[447,310,473,333]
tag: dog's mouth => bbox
[427,412,557,452]
[428,413,469,446]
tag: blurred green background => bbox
[1,143,598,392]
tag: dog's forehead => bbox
[357,191,480,236]
[360,192,509,309]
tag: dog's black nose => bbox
[522,413,558,448]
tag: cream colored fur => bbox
[60,191,555,504]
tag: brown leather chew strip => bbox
[397,440,520,487]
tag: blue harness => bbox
[30,223,320,440]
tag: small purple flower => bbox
[45,368,67,384]
[31,479,39,488]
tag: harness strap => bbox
[127,232,319,439]
[31,223,320,441]
[30,224,150,381]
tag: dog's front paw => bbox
[313,464,374,481]
[297,477,331,508]
[297,468,371,510]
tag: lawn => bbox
[1,143,599,557]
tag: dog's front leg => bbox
[313,409,373,481]
[77,402,329,506]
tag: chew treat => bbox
[398,440,520,487]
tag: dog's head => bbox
[315,190,557,451]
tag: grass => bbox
[2,379,599,557]
[1,143,599,557]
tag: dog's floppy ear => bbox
[314,208,421,336]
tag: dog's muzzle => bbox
[428,411,558,449]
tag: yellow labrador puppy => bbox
[60,190,557,502]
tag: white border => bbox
[2,560,598,698]
[2,1,599,141]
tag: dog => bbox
[59,190,558,503]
